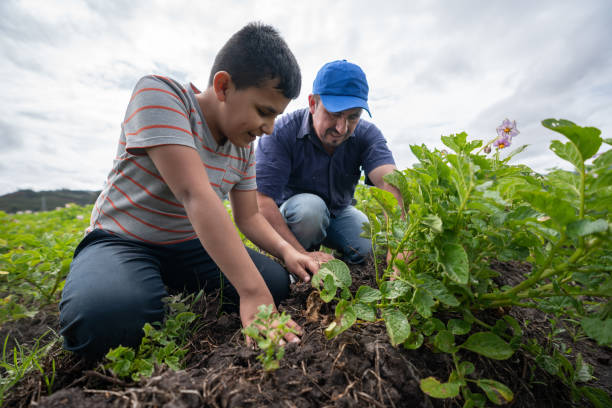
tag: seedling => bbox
[242,304,297,371]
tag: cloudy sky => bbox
[1,0,611,195]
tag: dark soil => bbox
[2,258,611,407]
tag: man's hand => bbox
[304,250,335,265]
[387,249,415,280]
[240,294,303,345]
[282,249,320,283]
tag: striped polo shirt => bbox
[88,75,256,245]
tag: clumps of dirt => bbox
[2,258,611,407]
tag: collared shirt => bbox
[256,108,395,216]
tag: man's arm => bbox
[146,144,301,342]
[257,192,335,263]
[231,189,320,281]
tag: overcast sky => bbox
[1,0,611,195]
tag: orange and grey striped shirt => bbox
[88,75,256,245]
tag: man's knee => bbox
[280,194,330,249]
[342,241,372,264]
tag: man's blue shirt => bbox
[256,108,395,216]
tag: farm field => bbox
[1,119,611,407]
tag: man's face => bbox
[219,78,290,148]
[308,95,362,153]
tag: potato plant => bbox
[242,304,298,371]
[313,119,611,407]
[0,205,90,325]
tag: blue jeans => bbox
[279,193,371,264]
[59,230,290,360]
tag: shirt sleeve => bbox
[122,75,196,156]
[255,127,292,201]
[234,145,257,191]
[359,121,396,176]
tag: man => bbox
[256,60,401,265]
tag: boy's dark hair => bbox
[208,22,301,99]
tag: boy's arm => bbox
[146,144,301,341]
[256,192,335,264]
[232,189,320,281]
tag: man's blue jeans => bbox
[279,193,371,264]
[59,229,290,360]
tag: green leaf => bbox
[593,148,612,169]
[403,332,424,350]
[371,187,400,217]
[413,288,435,318]
[418,274,460,307]
[422,214,443,234]
[420,377,461,399]
[542,119,602,161]
[441,132,468,154]
[580,386,612,408]
[336,300,357,332]
[476,379,514,405]
[518,191,577,226]
[573,353,594,383]
[434,330,457,353]
[502,315,523,337]
[320,273,337,302]
[448,319,471,335]
[320,259,352,289]
[581,317,612,346]
[380,280,411,300]
[355,285,382,303]
[354,302,376,322]
[550,140,585,172]
[441,243,469,285]
[460,332,513,360]
[458,361,475,376]
[382,308,411,346]
[567,219,609,238]
[324,300,357,339]
[422,318,446,336]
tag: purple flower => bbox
[496,119,519,139]
[493,135,512,149]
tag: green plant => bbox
[104,292,200,381]
[0,331,59,405]
[312,119,611,406]
[0,205,90,325]
[242,304,297,371]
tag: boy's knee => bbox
[60,288,164,360]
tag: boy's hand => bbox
[282,249,319,283]
[240,296,303,345]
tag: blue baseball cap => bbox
[312,60,371,117]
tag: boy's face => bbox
[219,78,290,147]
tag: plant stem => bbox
[480,234,567,301]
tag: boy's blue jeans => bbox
[279,193,371,264]
[59,229,290,360]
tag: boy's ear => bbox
[212,71,233,102]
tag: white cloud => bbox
[0,0,610,194]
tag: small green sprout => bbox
[242,304,297,372]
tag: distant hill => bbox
[0,189,100,213]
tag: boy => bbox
[59,22,318,360]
